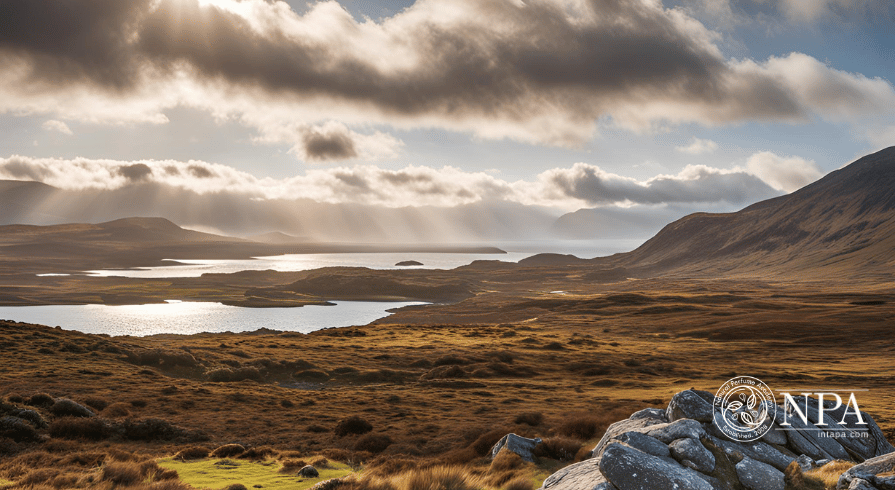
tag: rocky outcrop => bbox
[539,389,895,490]
[491,433,542,462]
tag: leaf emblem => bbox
[747,394,757,410]
[740,411,755,425]
[728,401,743,411]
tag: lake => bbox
[83,239,644,278]
[0,301,425,337]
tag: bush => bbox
[294,370,330,381]
[238,446,277,460]
[175,446,211,460]
[49,417,108,440]
[50,399,95,418]
[402,466,479,490]
[503,477,534,490]
[102,402,132,418]
[278,459,308,474]
[420,365,466,380]
[489,449,524,472]
[224,485,249,490]
[123,418,182,441]
[513,412,543,426]
[470,428,509,456]
[102,462,144,486]
[432,355,469,366]
[307,424,329,433]
[0,415,40,442]
[355,434,393,454]
[83,397,109,411]
[28,393,55,407]
[532,437,581,462]
[556,414,607,440]
[334,416,373,437]
[211,444,246,458]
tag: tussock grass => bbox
[158,457,354,490]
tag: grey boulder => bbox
[667,390,715,423]
[491,433,542,462]
[539,458,609,490]
[838,451,895,490]
[735,457,784,490]
[646,418,706,444]
[670,437,715,474]
[598,442,715,490]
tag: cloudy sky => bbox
[0,0,893,237]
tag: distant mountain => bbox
[609,146,895,277]
[249,231,311,244]
[0,180,561,243]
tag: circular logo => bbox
[713,376,776,442]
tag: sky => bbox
[0,0,893,240]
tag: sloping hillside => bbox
[615,146,895,277]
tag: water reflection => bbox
[0,301,425,337]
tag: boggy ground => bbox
[1,278,894,489]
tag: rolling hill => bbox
[604,146,895,278]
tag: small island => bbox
[395,260,423,266]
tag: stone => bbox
[299,465,319,478]
[612,431,670,459]
[670,438,716,474]
[667,390,714,423]
[630,408,668,422]
[760,421,787,446]
[735,457,784,490]
[708,435,795,472]
[816,459,831,467]
[797,454,815,472]
[875,475,895,490]
[598,442,715,490]
[763,401,849,461]
[0,416,40,442]
[647,418,706,444]
[491,433,542,463]
[838,452,895,490]
[590,410,667,459]
[539,458,609,490]
[848,479,876,490]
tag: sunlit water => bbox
[84,239,644,278]
[0,301,425,337]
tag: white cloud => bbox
[676,137,718,154]
[745,151,824,192]
[41,120,73,135]
[0,154,789,210]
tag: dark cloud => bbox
[188,164,215,179]
[546,163,780,205]
[116,163,152,182]
[302,129,358,161]
[2,0,866,143]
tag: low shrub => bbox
[0,415,40,442]
[238,446,277,460]
[502,477,534,490]
[419,365,466,380]
[556,414,606,440]
[174,446,211,460]
[307,424,329,433]
[532,437,581,462]
[512,412,543,426]
[489,449,524,472]
[102,402,132,418]
[122,417,183,441]
[49,417,108,440]
[432,355,469,367]
[278,459,308,474]
[355,434,393,454]
[402,466,480,490]
[334,416,373,437]
[470,428,510,456]
[101,462,144,486]
[50,399,95,418]
[83,397,109,411]
[27,393,55,408]
[211,444,245,458]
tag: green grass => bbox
[0,478,15,489]
[157,458,356,490]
